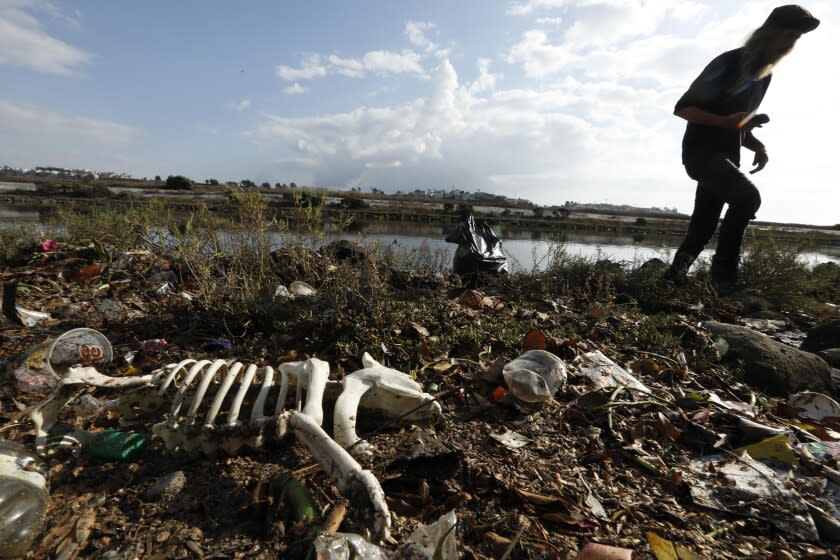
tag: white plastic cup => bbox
[502,350,567,403]
[13,328,113,394]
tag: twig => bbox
[637,350,679,368]
[606,385,626,435]
[704,522,734,538]
[499,521,527,560]
[322,502,347,533]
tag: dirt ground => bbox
[2,244,840,559]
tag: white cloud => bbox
[275,54,327,81]
[468,58,501,94]
[0,98,141,170]
[535,16,564,25]
[0,0,91,74]
[229,98,251,111]
[361,49,424,75]
[0,98,141,142]
[507,0,570,16]
[278,49,426,82]
[244,1,840,225]
[405,21,437,51]
[284,83,306,95]
[248,58,607,194]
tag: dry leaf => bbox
[74,508,96,545]
[522,328,547,352]
[408,321,429,337]
[483,531,512,557]
[457,289,483,309]
[516,487,562,506]
[654,412,682,441]
[574,542,632,559]
[646,531,678,560]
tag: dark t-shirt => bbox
[675,48,771,167]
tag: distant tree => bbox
[154,175,162,182]
[165,175,193,190]
[207,179,220,186]
[295,190,324,208]
[635,217,648,226]
[261,182,271,189]
[240,180,256,188]
[275,182,283,189]
[289,182,297,189]
[339,196,369,210]
[532,207,545,218]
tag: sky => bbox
[0,0,837,225]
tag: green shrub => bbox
[165,175,193,190]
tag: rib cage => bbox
[154,359,289,428]
[28,354,441,542]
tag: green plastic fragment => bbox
[88,430,146,461]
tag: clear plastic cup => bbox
[502,350,567,403]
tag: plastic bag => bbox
[445,215,508,276]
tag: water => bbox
[334,222,840,272]
[3,205,838,271]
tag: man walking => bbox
[664,5,819,294]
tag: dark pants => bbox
[674,154,761,283]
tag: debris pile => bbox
[2,240,840,558]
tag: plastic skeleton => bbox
[30,353,441,541]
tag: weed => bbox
[0,224,38,265]
[739,236,813,307]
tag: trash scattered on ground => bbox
[39,240,59,252]
[490,429,531,449]
[444,214,508,279]
[290,280,316,296]
[141,338,168,353]
[315,510,457,560]
[0,441,49,558]
[577,349,650,394]
[72,394,104,418]
[789,391,840,422]
[202,338,233,351]
[686,452,818,541]
[502,349,567,403]
[2,236,840,558]
[87,430,146,461]
[12,327,113,394]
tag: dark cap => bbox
[763,5,820,32]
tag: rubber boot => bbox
[663,251,695,286]
[710,255,740,295]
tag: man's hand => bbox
[722,112,767,130]
[750,149,769,174]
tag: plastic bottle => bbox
[0,441,49,558]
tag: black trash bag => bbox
[444,215,508,278]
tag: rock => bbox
[819,349,840,368]
[705,321,832,396]
[143,471,187,502]
[639,258,667,273]
[801,320,840,353]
